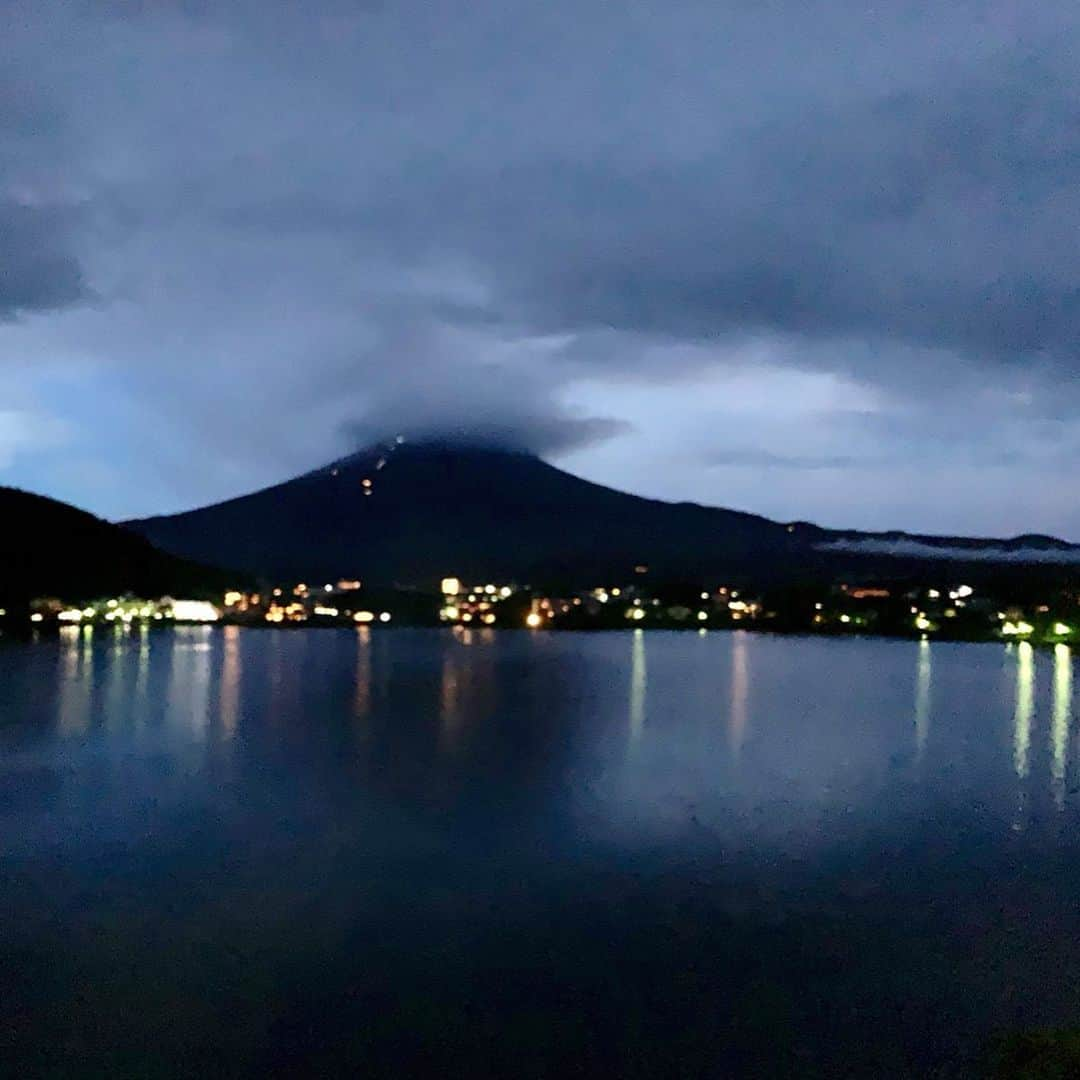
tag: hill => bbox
[0,486,237,606]
[123,441,1080,589]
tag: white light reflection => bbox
[629,628,646,744]
[1051,644,1072,810]
[914,638,931,760]
[165,627,213,737]
[729,631,749,758]
[57,624,92,736]
[134,624,150,705]
[1013,641,1035,780]
[104,625,130,726]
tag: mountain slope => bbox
[0,486,236,605]
[124,442,1080,588]
[125,442,803,586]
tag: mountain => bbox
[125,442,804,587]
[124,442,1080,588]
[0,486,237,606]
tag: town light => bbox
[170,600,219,622]
[379,612,391,623]
[1054,622,1072,636]
[441,577,461,596]
[354,611,375,623]
[526,612,543,628]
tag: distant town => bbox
[6,569,1080,648]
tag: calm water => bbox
[2,626,1079,1076]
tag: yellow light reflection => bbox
[914,638,931,759]
[354,625,371,721]
[1013,641,1035,779]
[219,625,240,737]
[629,627,646,744]
[1051,644,1072,810]
[440,644,462,750]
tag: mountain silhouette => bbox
[0,486,235,607]
[124,442,805,587]
[123,441,1080,588]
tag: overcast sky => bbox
[3,1,1079,536]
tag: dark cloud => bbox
[0,201,87,317]
[0,43,89,317]
[343,415,627,458]
[1,0,1079,533]
[337,321,630,457]
[346,48,1080,380]
[707,449,864,472]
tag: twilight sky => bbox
[2,1,1079,536]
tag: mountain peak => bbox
[309,437,541,481]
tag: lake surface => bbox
[2,625,1079,1076]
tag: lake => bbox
[1,625,1078,1076]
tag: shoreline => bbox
[3,618,1069,652]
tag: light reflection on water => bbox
[5,627,1080,1076]
[29,626,1080,825]
[353,625,371,722]
[165,625,213,735]
[1013,640,1035,780]
[134,624,151,714]
[57,625,93,737]
[440,634,463,749]
[219,625,241,737]
[914,637,931,759]
[628,628,646,744]
[1052,644,1073,810]
[729,630,749,758]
